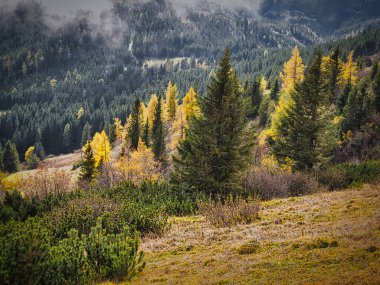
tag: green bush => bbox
[84,218,145,281]
[44,229,94,285]
[317,161,380,190]
[0,218,144,284]
[0,218,52,285]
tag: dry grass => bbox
[123,184,380,284]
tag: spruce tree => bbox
[270,78,280,101]
[337,80,351,114]
[63,123,72,152]
[128,99,142,151]
[249,75,262,117]
[270,51,333,171]
[142,118,150,147]
[81,122,92,147]
[327,47,342,101]
[2,140,20,173]
[34,128,45,160]
[152,96,165,162]
[341,81,366,133]
[172,48,253,195]
[0,144,4,171]
[373,69,380,113]
[80,141,96,182]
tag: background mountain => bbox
[0,0,380,156]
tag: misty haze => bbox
[0,0,380,284]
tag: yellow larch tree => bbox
[280,46,305,93]
[90,130,111,168]
[117,139,161,184]
[267,47,305,141]
[147,94,159,129]
[342,51,358,85]
[182,87,201,120]
[114,118,124,141]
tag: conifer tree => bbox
[34,128,46,160]
[166,82,178,121]
[373,69,380,113]
[370,61,378,81]
[341,82,366,133]
[183,87,200,119]
[142,118,150,147]
[337,80,351,114]
[81,122,92,147]
[80,141,96,182]
[270,78,280,101]
[269,51,333,171]
[152,96,165,162]
[342,51,358,85]
[128,99,142,151]
[172,48,253,195]
[249,75,262,117]
[0,144,4,171]
[63,123,72,152]
[280,46,305,93]
[2,140,20,173]
[326,47,343,100]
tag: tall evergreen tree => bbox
[2,140,20,173]
[34,128,45,160]
[270,78,280,101]
[337,80,351,114]
[341,82,366,133]
[142,118,150,147]
[128,99,142,151]
[81,122,92,147]
[63,123,72,152]
[370,61,378,81]
[172,48,253,195]
[152,96,165,162]
[326,47,342,100]
[249,75,262,117]
[373,69,380,113]
[80,141,96,182]
[0,144,4,171]
[269,51,333,171]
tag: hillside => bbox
[130,184,380,284]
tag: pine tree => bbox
[34,128,46,160]
[337,80,351,114]
[370,61,378,81]
[128,99,142,151]
[341,82,366,133]
[172,48,253,195]
[81,122,92,147]
[152,96,165,162]
[269,51,333,171]
[326,47,343,100]
[80,141,96,182]
[63,123,72,152]
[166,82,178,121]
[373,69,380,113]
[0,144,4,171]
[2,140,20,173]
[249,75,262,117]
[270,78,280,101]
[142,118,150,147]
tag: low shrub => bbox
[317,160,380,190]
[198,196,259,227]
[0,217,144,284]
[243,167,319,200]
[83,218,145,281]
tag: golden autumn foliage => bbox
[280,46,305,93]
[165,81,178,121]
[169,105,186,154]
[182,87,201,119]
[114,118,124,141]
[89,130,111,168]
[342,51,358,84]
[117,139,161,184]
[267,47,305,142]
[147,94,159,128]
[25,146,39,169]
